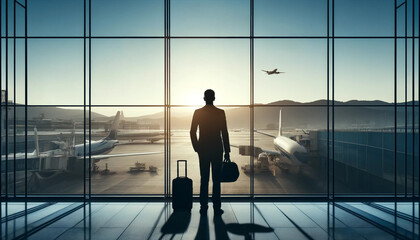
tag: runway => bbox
[35,130,325,195]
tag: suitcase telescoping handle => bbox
[177,160,187,178]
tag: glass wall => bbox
[0,0,419,199]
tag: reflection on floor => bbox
[1,202,419,239]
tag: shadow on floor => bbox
[195,214,210,240]
[195,214,274,240]
[160,211,274,240]
[225,222,274,240]
[159,211,191,239]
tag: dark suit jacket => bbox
[190,105,230,155]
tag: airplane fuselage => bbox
[273,136,308,166]
[74,139,119,157]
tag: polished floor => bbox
[1,201,419,239]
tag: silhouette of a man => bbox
[190,89,230,215]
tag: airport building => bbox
[1,0,420,239]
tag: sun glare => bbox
[186,92,205,106]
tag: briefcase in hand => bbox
[221,159,239,182]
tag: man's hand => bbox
[224,152,230,162]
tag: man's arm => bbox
[190,110,199,152]
[221,111,230,156]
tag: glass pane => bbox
[171,0,249,36]
[335,39,394,103]
[254,106,327,195]
[0,106,4,196]
[255,0,326,36]
[397,39,415,103]
[26,107,84,195]
[92,0,164,36]
[9,106,25,195]
[4,39,14,103]
[396,106,417,195]
[91,107,164,195]
[2,0,16,37]
[171,40,250,105]
[415,106,420,196]
[333,106,394,195]
[0,0,4,37]
[171,107,250,195]
[255,39,327,104]
[28,0,84,36]
[395,0,417,37]
[91,39,164,105]
[15,39,25,105]
[15,2,25,37]
[1,39,4,91]
[28,39,84,105]
[1,106,17,195]
[2,0,26,37]
[335,0,394,37]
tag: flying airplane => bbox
[262,68,285,75]
[235,109,309,175]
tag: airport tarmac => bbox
[35,130,326,195]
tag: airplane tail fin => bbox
[71,123,76,155]
[34,127,40,157]
[278,109,282,137]
[72,123,76,146]
[105,111,120,140]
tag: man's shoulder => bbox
[193,107,205,117]
[195,106,206,113]
[214,107,225,114]
[210,106,224,112]
[196,105,224,114]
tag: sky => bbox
[1,0,419,117]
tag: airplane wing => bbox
[296,129,309,135]
[255,130,277,138]
[273,68,277,72]
[230,144,280,158]
[261,149,281,156]
[79,151,163,160]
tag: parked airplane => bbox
[262,68,285,75]
[236,109,309,175]
[1,127,43,162]
[1,111,162,171]
[72,111,162,161]
[1,115,165,144]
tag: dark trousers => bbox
[198,151,223,210]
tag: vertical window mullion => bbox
[332,0,335,201]
[83,0,87,201]
[88,0,92,200]
[250,0,254,198]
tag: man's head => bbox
[204,89,215,104]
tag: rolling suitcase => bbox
[172,160,193,212]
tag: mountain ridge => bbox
[5,100,415,130]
